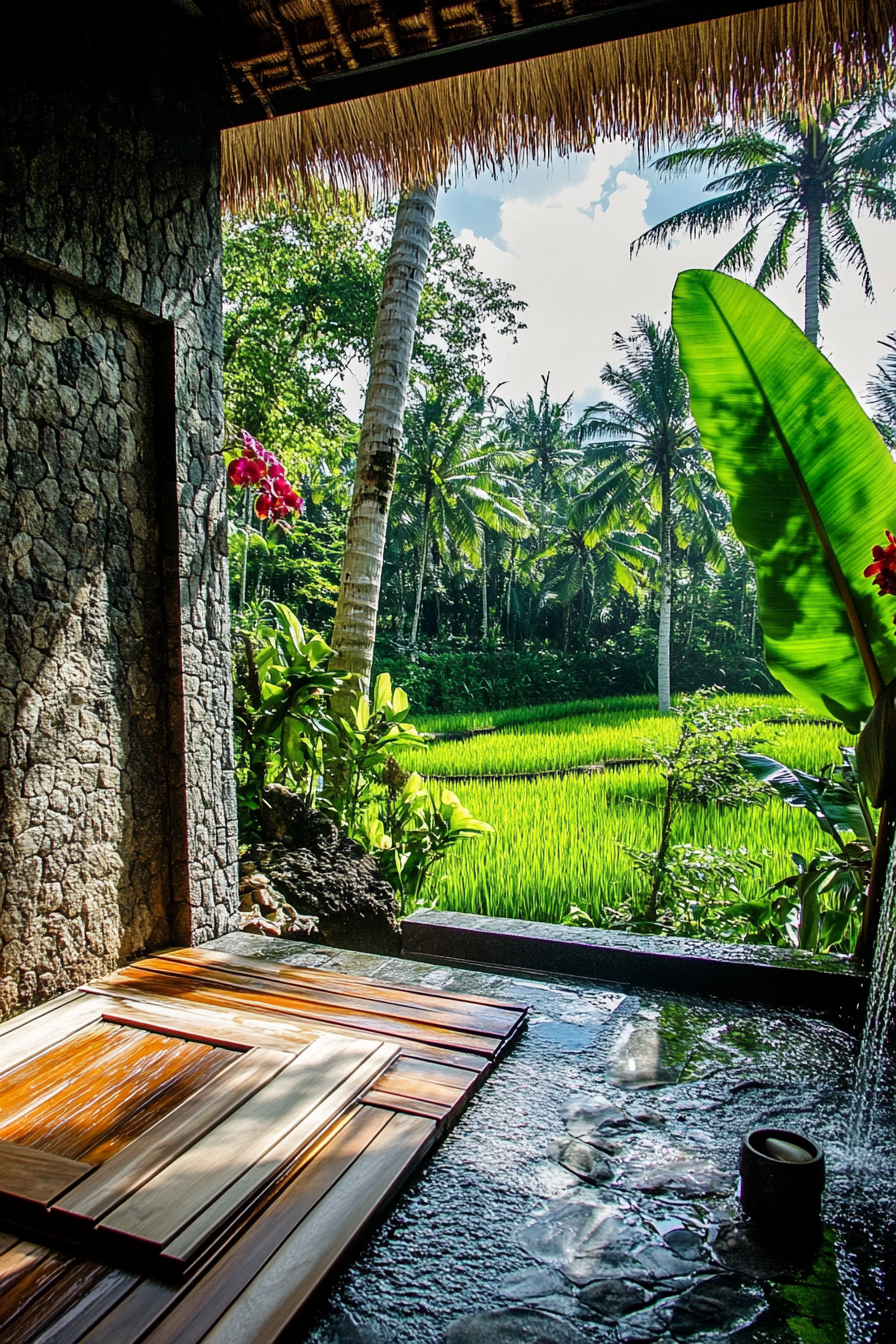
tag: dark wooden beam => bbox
[220,0,788,127]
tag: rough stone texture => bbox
[243,784,401,956]
[0,6,238,1014]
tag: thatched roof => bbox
[217,0,895,207]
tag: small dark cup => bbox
[739,1128,825,1228]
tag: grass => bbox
[418,695,859,935]
[410,697,853,780]
[434,769,824,925]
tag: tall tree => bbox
[330,184,439,701]
[868,332,896,452]
[633,86,896,345]
[396,386,529,644]
[575,318,701,711]
[502,375,579,521]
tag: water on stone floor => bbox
[210,934,896,1344]
[849,842,896,1152]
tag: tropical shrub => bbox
[233,603,492,909]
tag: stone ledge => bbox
[401,910,868,1025]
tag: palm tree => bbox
[535,485,657,649]
[868,333,896,452]
[330,183,438,705]
[395,386,529,644]
[575,317,701,711]
[633,86,896,345]
[502,375,580,521]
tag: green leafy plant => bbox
[672,268,896,734]
[233,603,343,838]
[623,689,768,927]
[234,614,494,908]
[673,269,896,958]
[364,769,493,913]
[324,673,427,835]
[738,747,873,951]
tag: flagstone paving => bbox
[208,932,896,1343]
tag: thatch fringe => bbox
[222,0,895,209]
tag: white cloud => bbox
[458,149,896,413]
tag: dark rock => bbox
[668,1274,766,1337]
[246,785,401,955]
[579,1278,649,1320]
[499,1268,569,1302]
[625,1156,729,1197]
[630,1245,709,1281]
[616,1302,675,1341]
[445,1309,587,1344]
[631,1109,666,1127]
[662,1228,704,1261]
[549,1138,614,1185]
[561,1096,630,1141]
[517,1195,628,1271]
[610,1019,681,1090]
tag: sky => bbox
[431,142,896,419]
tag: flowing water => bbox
[848,842,896,1149]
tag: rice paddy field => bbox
[408,695,860,937]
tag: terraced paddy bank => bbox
[415,696,861,937]
[413,697,854,781]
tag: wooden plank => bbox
[0,995,104,1079]
[3,1259,113,1344]
[91,987,320,1053]
[0,1022,236,1168]
[95,967,502,1057]
[28,1266,139,1344]
[100,1035,387,1251]
[161,946,529,1020]
[83,982,491,1072]
[0,990,84,1041]
[370,1060,468,1106]
[130,956,515,1039]
[159,1039,397,1268]
[0,1141,92,1207]
[76,1280,181,1344]
[163,946,528,1011]
[199,1112,436,1344]
[142,1106,396,1344]
[55,1047,295,1224]
[362,1090,451,1120]
[0,1242,73,1327]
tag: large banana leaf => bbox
[673,270,896,733]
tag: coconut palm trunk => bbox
[410,512,430,646]
[658,467,673,712]
[330,183,438,703]
[804,191,823,345]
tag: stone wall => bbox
[0,2,239,1014]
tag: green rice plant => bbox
[411,701,853,781]
[432,769,829,932]
[415,692,800,735]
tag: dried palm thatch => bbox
[222,0,894,209]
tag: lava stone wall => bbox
[0,3,239,1014]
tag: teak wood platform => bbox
[0,946,527,1343]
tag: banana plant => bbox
[673,270,896,958]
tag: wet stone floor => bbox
[210,933,896,1344]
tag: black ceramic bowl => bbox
[739,1128,825,1227]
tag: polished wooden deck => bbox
[0,947,526,1343]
